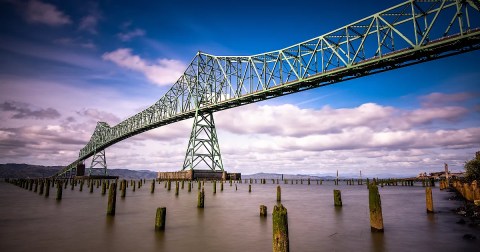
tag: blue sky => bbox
[0,0,479,177]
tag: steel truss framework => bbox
[89,149,107,176]
[183,111,224,171]
[54,0,480,178]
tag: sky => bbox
[0,0,479,177]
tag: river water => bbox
[0,180,478,251]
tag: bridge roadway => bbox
[55,0,480,178]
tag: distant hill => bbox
[0,163,157,179]
[242,172,335,180]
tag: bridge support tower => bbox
[182,111,224,171]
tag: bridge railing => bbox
[54,0,480,178]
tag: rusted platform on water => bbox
[157,170,241,181]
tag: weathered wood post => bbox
[249,184,252,193]
[197,187,205,208]
[45,179,50,198]
[272,204,289,252]
[56,181,63,200]
[34,180,38,192]
[277,186,281,202]
[155,207,166,231]
[235,184,237,191]
[175,181,179,196]
[426,187,434,213]
[121,179,126,198]
[333,189,342,207]
[39,180,44,195]
[221,181,224,191]
[90,180,94,193]
[260,205,267,217]
[198,180,201,190]
[167,180,171,191]
[107,181,117,216]
[181,180,184,189]
[64,180,68,189]
[151,179,155,194]
[369,183,384,232]
[213,180,217,194]
[188,181,192,192]
[102,181,107,195]
[80,180,84,191]
[133,180,136,192]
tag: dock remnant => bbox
[369,183,384,232]
[272,204,289,252]
[260,205,267,217]
[155,207,166,231]
[426,187,434,213]
[107,181,117,216]
[333,189,342,207]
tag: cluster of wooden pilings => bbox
[5,176,444,252]
[450,179,480,203]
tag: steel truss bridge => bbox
[54,0,480,178]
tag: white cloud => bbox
[215,102,468,136]
[118,28,146,41]
[23,0,71,26]
[79,14,99,34]
[420,92,476,107]
[102,48,186,86]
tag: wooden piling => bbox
[151,179,155,194]
[368,183,384,232]
[249,184,252,193]
[221,181,224,191]
[155,207,166,231]
[90,180,94,193]
[197,188,205,208]
[39,180,44,195]
[107,182,117,216]
[133,180,136,192]
[175,181,179,196]
[188,181,191,192]
[333,189,342,207]
[167,180,171,191]
[80,180,84,192]
[213,180,216,194]
[56,181,63,200]
[102,181,107,195]
[121,180,126,198]
[45,180,50,198]
[198,180,201,190]
[272,204,289,252]
[426,187,434,213]
[277,186,281,202]
[34,180,38,192]
[260,205,267,217]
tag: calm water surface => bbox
[0,180,478,251]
